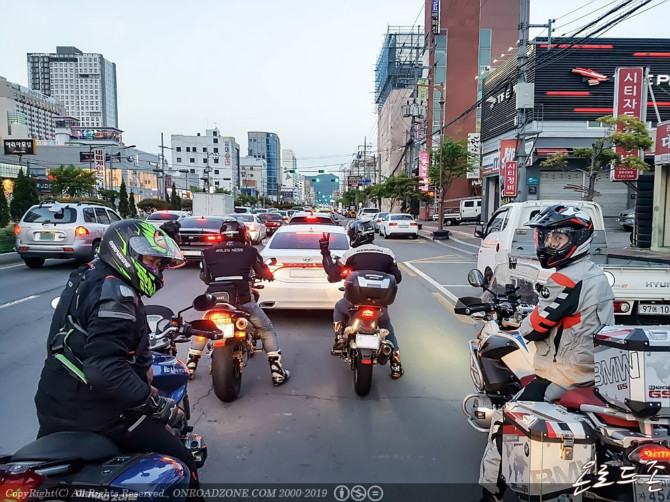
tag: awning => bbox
[536,148,569,157]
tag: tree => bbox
[48,165,97,197]
[375,173,429,212]
[128,192,138,218]
[9,168,39,221]
[170,183,181,209]
[428,137,475,230]
[118,180,130,218]
[541,115,652,201]
[0,182,10,227]
[99,189,118,208]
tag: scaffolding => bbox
[374,26,424,111]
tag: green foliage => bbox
[98,189,118,207]
[9,169,39,221]
[180,198,192,211]
[118,181,130,218]
[540,153,568,168]
[50,197,115,209]
[170,183,181,210]
[213,187,232,194]
[428,137,475,196]
[0,225,16,253]
[137,199,170,213]
[377,173,429,211]
[49,165,96,197]
[128,193,138,218]
[0,183,10,228]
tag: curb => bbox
[0,252,22,266]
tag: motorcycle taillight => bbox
[629,443,670,467]
[0,470,45,501]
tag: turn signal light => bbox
[14,225,21,235]
[75,226,89,236]
[195,336,207,343]
[360,309,376,319]
[234,331,246,338]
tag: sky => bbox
[1,0,668,174]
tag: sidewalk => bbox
[0,251,21,266]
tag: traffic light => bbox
[318,170,326,173]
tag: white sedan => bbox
[379,213,419,239]
[259,224,349,310]
[229,213,267,245]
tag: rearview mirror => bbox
[193,293,217,311]
[474,225,484,239]
[467,269,485,287]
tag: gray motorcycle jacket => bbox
[520,257,614,390]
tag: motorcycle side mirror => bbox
[467,269,485,287]
[50,296,61,310]
[265,257,277,266]
[193,293,217,311]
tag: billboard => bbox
[611,67,647,181]
[94,149,105,190]
[419,151,430,191]
[503,161,518,196]
[4,139,35,155]
[655,120,670,165]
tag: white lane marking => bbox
[403,261,459,303]
[0,263,23,271]
[0,295,39,309]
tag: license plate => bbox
[633,476,670,501]
[639,303,670,315]
[39,232,55,241]
[220,324,234,338]
[182,250,202,257]
[356,334,380,350]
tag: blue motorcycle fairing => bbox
[151,352,189,404]
[109,453,189,500]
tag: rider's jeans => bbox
[333,298,399,350]
[241,301,279,353]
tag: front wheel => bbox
[211,344,242,402]
[353,352,373,396]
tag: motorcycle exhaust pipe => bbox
[377,340,394,366]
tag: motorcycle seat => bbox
[558,387,638,428]
[12,432,122,462]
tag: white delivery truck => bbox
[191,193,234,217]
[475,200,670,325]
[432,197,481,226]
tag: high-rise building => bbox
[248,131,281,199]
[27,46,118,128]
[0,76,66,141]
[281,148,301,202]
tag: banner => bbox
[466,133,481,179]
[655,120,670,165]
[503,161,518,196]
[611,67,646,181]
[419,151,430,191]
[94,149,105,190]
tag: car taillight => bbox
[206,235,222,242]
[613,301,632,313]
[410,222,418,226]
[629,444,670,465]
[248,224,256,231]
[14,225,21,235]
[360,309,376,319]
[389,222,398,226]
[75,226,89,236]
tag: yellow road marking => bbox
[397,262,415,277]
[432,292,476,325]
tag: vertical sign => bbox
[431,0,440,34]
[94,149,105,190]
[611,67,646,181]
[417,78,430,105]
[499,139,517,203]
[419,151,429,191]
[655,120,670,165]
[467,133,481,179]
[503,161,518,196]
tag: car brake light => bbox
[613,301,631,313]
[206,235,222,242]
[360,309,376,319]
[410,222,418,226]
[389,222,398,226]
[629,444,670,464]
[75,226,89,236]
[248,224,256,231]
[14,225,21,235]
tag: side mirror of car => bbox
[474,225,485,239]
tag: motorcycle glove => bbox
[319,233,330,254]
[132,387,180,425]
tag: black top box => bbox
[344,270,397,306]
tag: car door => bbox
[94,207,112,239]
[476,207,511,278]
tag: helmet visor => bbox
[535,228,571,254]
[129,230,185,270]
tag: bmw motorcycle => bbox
[0,294,222,501]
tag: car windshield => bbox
[361,209,377,214]
[376,213,388,219]
[147,212,180,221]
[269,232,349,250]
[234,207,250,213]
[180,217,225,229]
[23,207,77,224]
[390,214,414,221]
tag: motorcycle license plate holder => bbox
[356,334,380,350]
[632,475,670,501]
[221,324,235,338]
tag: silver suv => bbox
[14,202,122,268]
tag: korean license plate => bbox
[182,250,202,257]
[356,334,380,350]
[221,324,234,338]
[633,476,670,501]
[39,232,55,241]
[639,303,670,315]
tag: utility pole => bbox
[160,132,168,199]
[514,0,531,203]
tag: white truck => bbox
[192,193,234,217]
[432,197,481,226]
[475,200,670,324]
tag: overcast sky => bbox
[1,0,668,172]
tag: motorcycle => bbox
[0,294,222,501]
[335,270,398,397]
[457,269,670,501]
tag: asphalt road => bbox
[0,223,502,501]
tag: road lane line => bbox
[0,263,23,270]
[0,295,39,309]
[432,292,476,325]
[403,261,459,303]
[397,262,415,277]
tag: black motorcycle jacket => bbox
[322,243,402,284]
[34,260,152,433]
[200,241,273,304]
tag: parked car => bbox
[618,207,635,231]
[177,216,236,261]
[14,201,123,268]
[372,212,389,233]
[379,213,419,239]
[288,211,337,225]
[357,208,379,220]
[259,224,350,309]
[259,212,284,236]
[145,210,190,229]
[229,213,266,245]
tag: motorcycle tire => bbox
[353,352,373,397]
[211,344,242,403]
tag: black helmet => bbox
[97,220,185,297]
[347,219,375,248]
[527,204,593,269]
[221,218,248,244]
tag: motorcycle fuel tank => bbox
[152,353,189,403]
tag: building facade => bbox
[240,156,267,197]
[281,148,302,202]
[27,46,118,128]
[248,131,281,199]
[0,76,66,142]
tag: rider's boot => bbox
[186,350,202,379]
[390,350,404,379]
[267,350,290,386]
[331,321,346,355]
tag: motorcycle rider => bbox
[34,220,205,496]
[188,218,290,386]
[479,204,615,501]
[319,219,404,379]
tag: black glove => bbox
[133,387,182,426]
[319,233,330,254]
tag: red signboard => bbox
[503,161,518,196]
[612,67,646,181]
[419,151,429,191]
[655,120,670,165]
